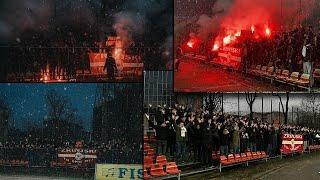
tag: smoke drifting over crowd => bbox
[194,0,319,41]
[113,12,144,47]
[0,0,53,39]
[0,0,172,48]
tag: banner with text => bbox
[216,47,242,70]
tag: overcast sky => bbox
[223,93,320,115]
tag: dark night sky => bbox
[0,83,97,131]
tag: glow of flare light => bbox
[251,25,255,33]
[223,35,232,45]
[187,41,194,48]
[212,43,219,51]
[265,28,271,36]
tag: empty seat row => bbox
[144,155,181,179]
[250,65,312,87]
[219,151,267,172]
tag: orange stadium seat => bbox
[264,66,275,77]
[144,156,154,169]
[251,152,258,160]
[274,68,282,77]
[246,152,252,160]
[261,151,267,158]
[219,155,229,165]
[144,145,151,150]
[241,153,248,161]
[313,69,320,79]
[297,74,310,86]
[166,162,181,175]
[147,148,155,156]
[156,155,167,167]
[286,72,300,83]
[227,154,235,163]
[234,154,242,163]
[144,169,150,179]
[150,164,166,177]
[277,70,290,81]
[256,151,262,158]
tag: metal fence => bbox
[144,71,174,107]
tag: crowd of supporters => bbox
[0,129,142,166]
[243,26,320,74]
[145,104,320,166]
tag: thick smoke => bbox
[0,0,97,43]
[113,0,172,47]
[196,0,318,40]
[0,0,53,39]
[113,12,144,48]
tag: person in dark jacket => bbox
[174,120,189,163]
[202,119,214,166]
[190,122,202,162]
[220,127,230,155]
[103,52,117,80]
[155,107,169,155]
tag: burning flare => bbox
[212,43,219,51]
[265,27,271,36]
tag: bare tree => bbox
[273,92,290,124]
[245,92,257,121]
[204,93,222,116]
[300,93,320,127]
[45,90,69,120]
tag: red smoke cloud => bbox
[219,0,316,32]
[194,0,317,51]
